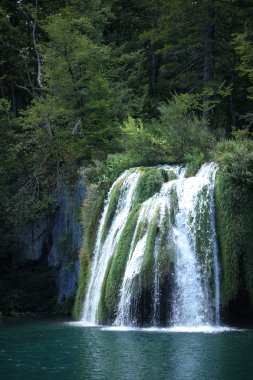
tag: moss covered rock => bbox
[73,184,106,319]
[134,168,165,205]
[98,205,140,323]
[215,169,253,311]
[101,178,124,243]
[140,211,159,289]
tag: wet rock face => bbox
[20,180,86,306]
[221,288,253,327]
[20,218,53,262]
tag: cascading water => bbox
[81,163,220,328]
[114,166,184,326]
[82,169,140,324]
[170,163,219,326]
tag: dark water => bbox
[0,319,253,380]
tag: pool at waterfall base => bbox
[1,318,253,380]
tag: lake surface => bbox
[0,319,253,380]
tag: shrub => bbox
[215,141,253,306]
[214,137,253,189]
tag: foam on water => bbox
[100,325,239,334]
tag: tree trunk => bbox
[31,19,44,95]
[11,81,18,116]
[150,1,159,98]
[203,0,215,124]
[150,17,158,97]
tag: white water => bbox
[152,234,160,325]
[82,170,140,323]
[210,166,220,324]
[81,163,220,328]
[100,325,235,333]
[171,163,219,326]
[115,166,183,326]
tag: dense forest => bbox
[1,0,253,319]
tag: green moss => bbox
[98,205,140,323]
[214,138,253,189]
[98,256,114,324]
[134,168,165,205]
[167,170,178,182]
[57,231,77,264]
[160,169,169,182]
[190,185,216,294]
[101,179,124,243]
[169,185,178,225]
[73,184,106,319]
[157,208,175,279]
[185,152,205,178]
[160,169,178,183]
[243,246,253,303]
[131,217,148,252]
[215,169,253,305]
[141,211,160,289]
[192,185,211,264]
[185,162,201,178]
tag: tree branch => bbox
[31,19,44,95]
[14,82,33,97]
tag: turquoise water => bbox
[0,319,253,380]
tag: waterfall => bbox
[81,163,220,327]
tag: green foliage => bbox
[119,116,172,166]
[0,100,19,257]
[40,6,147,160]
[155,97,212,161]
[185,151,205,178]
[214,138,253,189]
[233,32,253,100]
[0,0,148,237]
[105,95,214,180]
[157,97,214,161]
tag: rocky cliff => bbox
[0,180,85,316]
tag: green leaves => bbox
[233,32,253,100]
